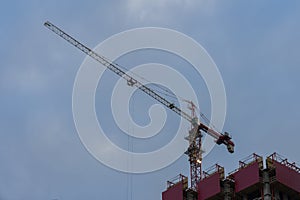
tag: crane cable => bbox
[115,61,218,131]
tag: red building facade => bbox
[162,153,300,200]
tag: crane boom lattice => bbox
[44,22,235,190]
[44,21,192,123]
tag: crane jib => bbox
[44,21,234,153]
[44,21,191,121]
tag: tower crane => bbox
[44,21,235,190]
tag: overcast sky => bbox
[1,1,300,200]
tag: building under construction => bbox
[162,153,300,200]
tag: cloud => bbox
[124,0,216,22]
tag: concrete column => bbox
[224,181,232,200]
[263,171,272,200]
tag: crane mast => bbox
[44,21,235,189]
[184,101,203,190]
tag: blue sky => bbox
[1,1,300,199]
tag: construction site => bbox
[44,22,300,200]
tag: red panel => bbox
[162,182,183,200]
[232,162,260,192]
[197,173,221,200]
[274,161,300,193]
